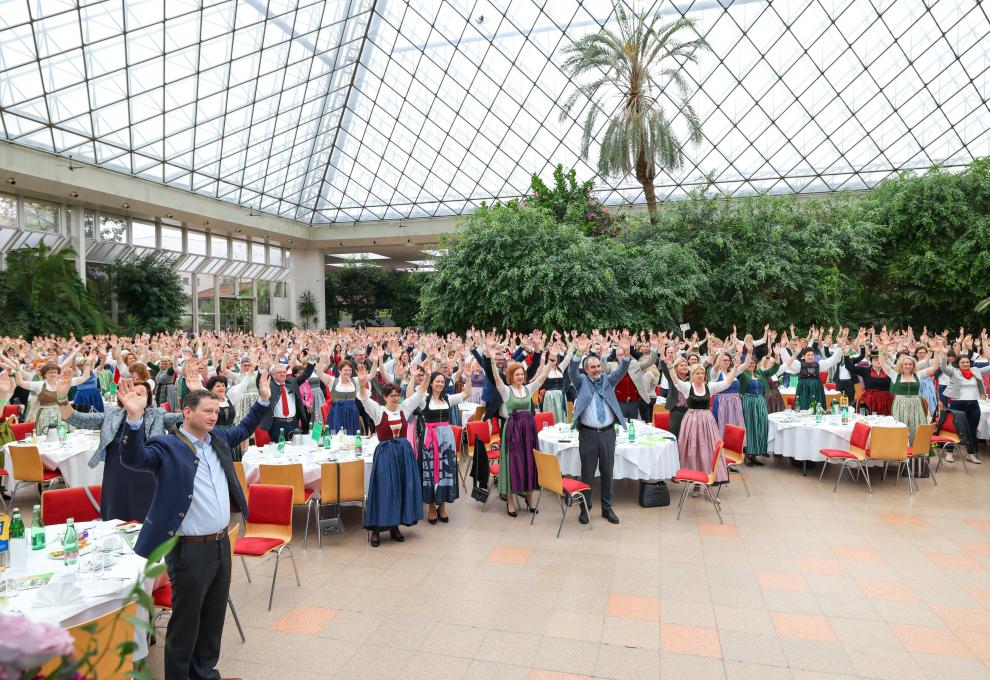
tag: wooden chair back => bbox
[9,444,44,481]
[867,427,909,462]
[258,463,307,505]
[533,449,564,497]
[320,460,365,504]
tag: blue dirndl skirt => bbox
[327,399,361,435]
[73,385,105,413]
[363,437,424,530]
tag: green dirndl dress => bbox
[891,376,927,441]
[739,370,771,456]
[795,362,826,411]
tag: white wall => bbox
[287,249,326,329]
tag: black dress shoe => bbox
[438,514,449,523]
[506,503,518,518]
[370,531,381,547]
[752,457,765,466]
[744,457,755,467]
[601,508,620,524]
[389,528,405,542]
[578,506,590,524]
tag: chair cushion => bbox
[42,470,61,481]
[234,537,284,557]
[674,468,709,484]
[301,488,315,503]
[486,449,500,460]
[819,448,857,459]
[0,469,7,476]
[488,462,499,476]
[152,582,172,608]
[561,478,590,494]
[931,435,958,444]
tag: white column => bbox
[287,248,326,329]
[69,206,86,281]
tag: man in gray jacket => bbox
[568,334,630,525]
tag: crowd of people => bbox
[1,324,987,680]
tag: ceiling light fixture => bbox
[5,178,14,186]
[70,191,79,198]
[121,202,130,209]
[165,213,173,219]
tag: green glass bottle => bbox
[62,518,79,567]
[30,504,45,551]
[9,510,24,539]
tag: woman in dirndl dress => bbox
[845,350,894,415]
[19,361,92,433]
[318,360,362,434]
[711,353,745,437]
[359,363,426,547]
[913,345,940,417]
[738,353,778,465]
[416,364,471,524]
[485,336,552,516]
[780,343,842,411]
[153,358,180,411]
[883,352,939,441]
[659,357,690,437]
[540,348,573,426]
[670,355,746,485]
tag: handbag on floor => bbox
[638,480,670,508]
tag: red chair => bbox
[451,424,465,489]
[466,421,499,461]
[253,428,271,447]
[653,411,671,431]
[933,411,965,472]
[480,456,501,513]
[673,440,726,523]
[534,411,555,432]
[234,484,300,610]
[721,424,749,497]
[3,404,21,421]
[11,421,36,441]
[825,382,837,390]
[818,421,872,493]
[783,395,796,409]
[41,485,102,525]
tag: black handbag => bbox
[471,485,490,503]
[638,480,670,508]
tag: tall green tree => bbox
[0,245,110,338]
[560,3,709,218]
[110,253,187,334]
[331,264,389,326]
[297,290,319,329]
[384,270,427,329]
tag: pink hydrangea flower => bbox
[0,613,74,678]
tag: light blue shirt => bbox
[580,377,615,428]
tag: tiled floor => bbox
[20,452,990,679]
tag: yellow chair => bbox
[471,405,485,422]
[864,426,912,493]
[566,401,575,423]
[319,460,365,544]
[904,423,937,491]
[41,602,138,679]
[233,483,300,610]
[233,461,250,506]
[531,449,592,538]
[258,463,318,547]
[8,444,63,503]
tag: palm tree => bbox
[297,289,319,329]
[559,3,709,219]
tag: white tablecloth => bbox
[241,437,376,496]
[537,421,680,480]
[0,520,151,660]
[977,400,990,440]
[767,413,907,462]
[2,432,103,492]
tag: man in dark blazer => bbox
[119,374,272,680]
[568,335,630,525]
[258,360,314,441]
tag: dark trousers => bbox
[267,418,299,442]
[835,378,856,404]
[578,426,616,511]
[638,399,653,423]
[164,534,231,680]
[618,400,639,420]
[948,401,981,455]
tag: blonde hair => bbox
[895,354,916,374]
[689,364,707,379]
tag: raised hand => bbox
[257,368,271,401]
[0,372,13,403]
[119,379,148,421]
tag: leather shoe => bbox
[389,528,405,542]
[601,508,620,524]
[578,506,590,524]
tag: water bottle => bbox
[277,430,286,455]
[57,418,68,445]
[355,433,363,457]
[311,421,322,442]
[9,510,27,570]
[627,420,635,443]
[840,405,849,425]
[31,505,45,551]
[815,403,823,424]
[63,518,79,567]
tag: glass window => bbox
[210,234,228,258]
[99,213,127,242]
[219,276,235,297]
[237,279,253,298]
[131,219,156,248]
[161,225,182,251]
[251,242,265,263]
[83,209,95,239]
[187,230,207,255]
[257,279,271,315]
[273,281,286,298]
[231,239,247,261]
[86,262,113,318]
[23,199,60,233]
[268,246,283,266]
[197,274,215,330]
[0,193,16,228]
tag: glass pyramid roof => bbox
[2,0,987,224]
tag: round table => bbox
[976,400,990,440]
[240,437,377,496]
[778,386,843,409]
[537,422,680,481]
[767,412,907,462]
[2,432,104,493]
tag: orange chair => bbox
[318,460,365,542]
[40,602,138,679]
[905,423,937,491]
[233,461,250,508]
[653,411,670,431]
[253,427,271,447]
[234,484,300,610]
[532,449,591,537]
[153,524,245,642]
[258,463,317,548]
[673,440,726,523]
[534,411,555,432]
[11,421,36,441]
[783,395,796,409]
[7,444,63,503]
[721,424,749,497]
[864,427,911,494]
[819,421,872,493]
[933,411,965,472]
[41,485,102,525]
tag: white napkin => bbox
[32,580,82,607]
